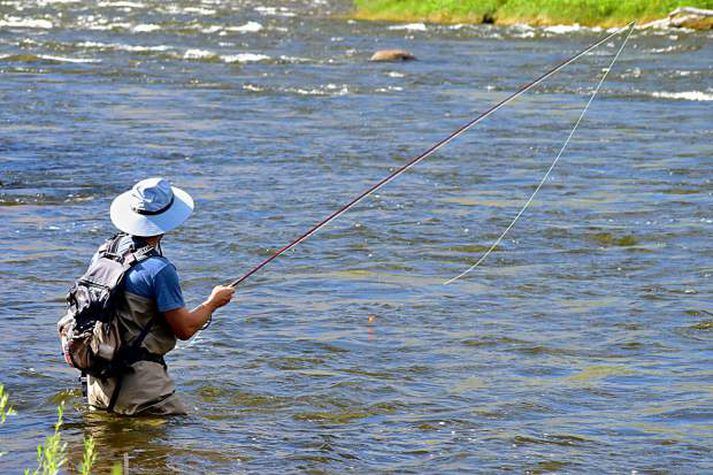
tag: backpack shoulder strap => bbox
[120,245,158,270]
[97,233,127,259]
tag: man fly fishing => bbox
[58,23,634,417]
[58,177,234,416]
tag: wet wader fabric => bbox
[88,291,187,416]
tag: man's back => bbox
[86,235,188,416]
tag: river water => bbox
[1,0,712,473]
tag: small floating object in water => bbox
[370,49,416,62]
[367,314,377,341]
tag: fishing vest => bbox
[116,287,178,357]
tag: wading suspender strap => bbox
[106,317,157,413]
[106,381,120,413]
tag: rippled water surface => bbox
[1,1,712,473]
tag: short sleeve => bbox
[153,264,185,313]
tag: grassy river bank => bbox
[352,0,713,27]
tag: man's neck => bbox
[144,235,162,247]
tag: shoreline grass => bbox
[353,0,713,27]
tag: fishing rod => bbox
[229,22,636,289]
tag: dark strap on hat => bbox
[132,194,175,216]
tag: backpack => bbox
[57,234,158,380]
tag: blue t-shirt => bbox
[92,235,185,313]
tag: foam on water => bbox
[651,91,713,102]
[514,23,535,31]
[512,29,536,39]
[0,17,53,29]
[83,21,132,31]
[183,48,215,60]
[243,83,265,92]
[255,6,296,17]
[292,83,349,96]
[544,24,602,34]
[183,50,273,63]
[36,0,80,4]
[76,41,173,52]
[222,53,271,63]
[650,45,674,53]
[225,21,263,33]
[96,1,146,7]
[0,53,100,63]
[183,6,216,16]
[132,23,161,33]
[278,55,312,63]
[38,54,100,63]
[200,25,223,34]
[388,23,427,32]
[241,83,351,96]
[376,86,403,92]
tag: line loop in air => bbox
[444,22,636,285]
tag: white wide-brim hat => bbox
[110,177,194,237]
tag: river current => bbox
[1,1,712,473]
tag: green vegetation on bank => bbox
[353,0,713,26]
[1,384,119,475]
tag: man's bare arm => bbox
[163,285,234,340]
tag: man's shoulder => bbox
[124,254,179,299]
[133,254,175,278]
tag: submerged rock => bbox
[369,49,416,62]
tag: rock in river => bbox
[370,49,416,62]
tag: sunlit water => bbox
[1,1,712,473]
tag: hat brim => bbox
[110,186,194,237]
